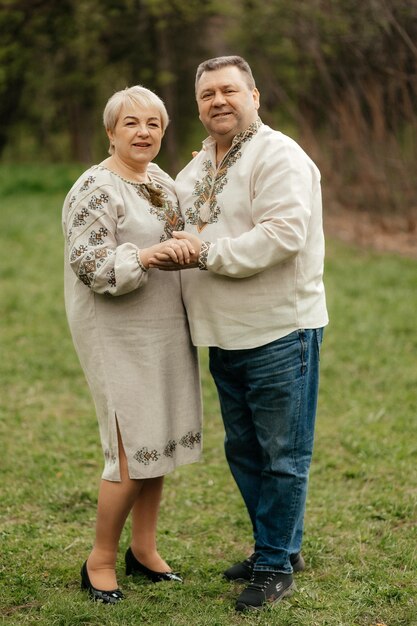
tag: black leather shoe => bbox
[224,552,305,581]
[125,547,183,583]
[80,561,124,604]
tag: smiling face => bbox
[196,65,260,148]
[106,103,163,173]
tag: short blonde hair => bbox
[103,86,169,154]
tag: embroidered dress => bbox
[63,164,202,481]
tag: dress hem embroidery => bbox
[133,431,201,466]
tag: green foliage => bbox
[0,163,85,196]
[233,0,417,127]
[0,165,416,625]
[1,0,416,214]
[0,4,29,150]
[230,1,417,215]
[0,0,219,167]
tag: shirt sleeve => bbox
[63,181,148,295]
[206,142,318,278]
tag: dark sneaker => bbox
[224,552,305,582]
[291,552,305,573]
[223,553,259,582]
[235,570,295,611]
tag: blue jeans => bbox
[209,329,323,574]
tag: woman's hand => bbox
[140,234,198,269]
[148,231,202,270]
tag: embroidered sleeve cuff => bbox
[136,249,148,272]
[198,241,211,271]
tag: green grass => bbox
[0,164,416,625]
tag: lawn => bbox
[0,164,416,625]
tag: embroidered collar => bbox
[202,117,263,150]
[231,117,262,145]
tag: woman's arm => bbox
[63,181,196,293]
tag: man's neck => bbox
[213,116,260,165]
[216,143,231,166]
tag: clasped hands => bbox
[142,231,201,271]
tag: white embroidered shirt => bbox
[176,121,329,349]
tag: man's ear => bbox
[253,88,260,111]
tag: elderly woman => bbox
[62,86,202,603]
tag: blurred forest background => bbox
[1,0,417,240]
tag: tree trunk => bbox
[67,100,93,163]
[155,23,180,176]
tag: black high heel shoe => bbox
[80,561,124,604]
[125,547,183,583]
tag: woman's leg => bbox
[87,429,143,590]
[130,475,171,572]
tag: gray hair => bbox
[103,86,169,154]
[195,55,256,92]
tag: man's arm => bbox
[151,143,320,276]
[206,148,317,278]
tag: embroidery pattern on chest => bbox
[134,183,184,241]
[185,119,261,232]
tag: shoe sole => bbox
[235,582,296,611]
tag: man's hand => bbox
[149,231,201,271]
[140,236,196,268]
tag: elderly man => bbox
[150,55,328,611]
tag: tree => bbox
[0,0,35,155]
[231,0,417,214]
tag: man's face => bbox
[196,66,260,146]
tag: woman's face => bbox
[107,102,164,170]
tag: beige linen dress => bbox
[62,163,202,481]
